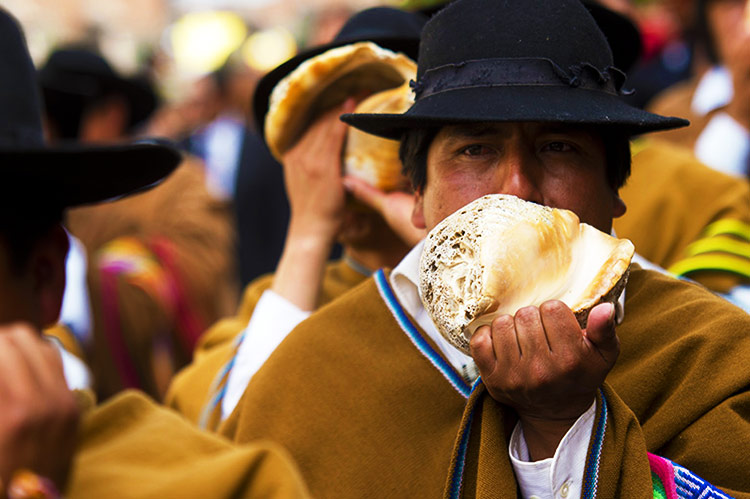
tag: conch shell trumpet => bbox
[419,194,635,354]
[264,41,416,191]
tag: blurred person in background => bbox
[166,6,428,428]
[39,47,238,401]
[648,0,750,177]
[581,0,750,309]
[622,0,703,109]
[189,55,292,287]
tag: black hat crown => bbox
[0,10,45,149]
[418,0,612,79]
[334,6,427,47]
[343,0,688,139]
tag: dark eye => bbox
[542,141,573,152]
[461,144,489,156]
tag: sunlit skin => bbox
[412,122,626,461]
[412,122,626,233]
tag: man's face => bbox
[412,122,626,233]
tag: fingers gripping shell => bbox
[264,42,416,190]
[418,194,635,354]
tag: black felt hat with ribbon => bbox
[0,9,179,210]
[342,0,688,139]
[252,6,427,135]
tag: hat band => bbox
[410,57,626,100]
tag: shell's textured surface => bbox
[264,42,416,179]
[344,81,413,191]
[419,194,635,354]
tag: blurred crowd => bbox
[1,0,750,496]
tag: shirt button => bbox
[530,496,541,499]
[560,481,570,498]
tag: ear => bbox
[31,225,69,328]
[411,188,426,229]
[612,192,627,219]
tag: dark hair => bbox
[399,125,632,192]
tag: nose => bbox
[494,147,543,204]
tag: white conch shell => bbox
[265,41,416,192]
[419,194,635,354]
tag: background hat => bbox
[583,1,642,73]
[0,9,179,209]
[343,0,688,139]
[38,47,159,137]
[252,6,427,135]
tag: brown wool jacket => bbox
[66,390,309,498]
[646,77,712,151]
[221,266,750,498]
[64,157,238,400]
[165,259,369,426]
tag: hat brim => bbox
[252,36,419,135]
[0,142,181,208]
[342,86,689,139]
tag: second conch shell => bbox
[419,194,635,354]
[264,41,415,192]
[344,81,414,191]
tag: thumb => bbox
[584,302,620,364]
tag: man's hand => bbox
[272,100,356,311]
[0,323,80,492]
[470,300,619,460]
[282,99,356,240]
[342,176,426,247]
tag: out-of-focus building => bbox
[5,0,386,78]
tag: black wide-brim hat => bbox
[38,47,159,132]
[252,6,427,135]
[0,9,179,209]
[343,0,688,140]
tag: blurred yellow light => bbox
[171,11,247,74]
[242,27,297,72]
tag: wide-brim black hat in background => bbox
[343,0,688,140]
[251,6,427,135]
[0,8,179,209]
[38,47,159,133]
[583,1,642,73]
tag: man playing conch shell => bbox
[222,0,750,497]
[166,7,429,428]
